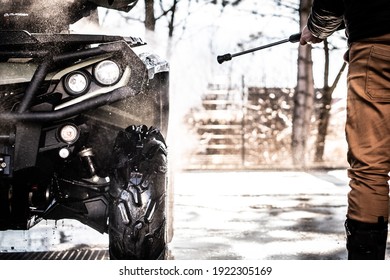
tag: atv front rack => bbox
[0,30,146,49]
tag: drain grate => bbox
[0,249,109,260]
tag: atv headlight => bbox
[64,71,90,95]
[93,60,121,86]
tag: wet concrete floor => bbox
[169,169,350,260]
[0,169,389,260]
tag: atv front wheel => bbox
[108,125,168,260]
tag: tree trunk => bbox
[315,39,347,162]
[314,88,332,162]
[144,0,156,31]
[168,0,178,37]
[291,0,315,167]
[315,39,331,162]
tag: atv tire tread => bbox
[108,125,167,260]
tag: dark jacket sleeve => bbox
[307,0,344,39]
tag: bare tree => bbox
[314,38,347,162]
[108,0,179,36]
[144,0,181,37]
[144,0,156,31]
[158,0,179,37]
[291,0,314,167]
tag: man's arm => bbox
[300,0,344,45]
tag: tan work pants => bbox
[346,34,390,223]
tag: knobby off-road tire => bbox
[108,125,168,260]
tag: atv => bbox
[0,0,170,260]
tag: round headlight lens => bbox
[93,60,121,86]
[64,71,90,95]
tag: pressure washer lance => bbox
[217,32,302,64]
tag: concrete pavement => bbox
[0,169,389,260]
[168,169,388,260]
